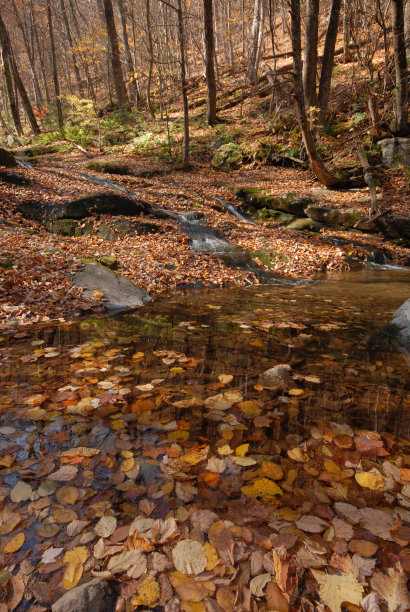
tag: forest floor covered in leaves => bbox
[0,147,409,334]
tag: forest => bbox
[0,0,409,611]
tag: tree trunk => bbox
[59,0,84,97]
[146,0,155,117]
[405,0,410,65]
[204,0,217,125]
[1,49,23,136]
[0,12,39,135]
[290,0,339,186]
[67,0,96,100]
[177,0,190,168]
[102,0,128,107]
[303,0,319,109]
[247,0,264,84]
[342,0,352,62]
[47,0,63,130]
[391,0,409,135]
[117,0,139,105]
[318,0,342,120]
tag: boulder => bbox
[51,579,117,612]
[376,215,410,243]
[0,170,30,185]
[212,143,242,170]
[49,219,82,236]
[305,205,376,231]
[17,193,150,225]
[258,364,293,390]
[72,263,151,310]
[383,298,410,356]
[379,137,410,168]
[235,188,312,216]
[0,147,17,168]
[287,218,323,232]
[86,159,130,175]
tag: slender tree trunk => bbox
[117,0,139,105]
[10,0,42,107]
[405,0,410,65]
[1,49,23,135]
[177,0,190,168]
[67,0,96,100]
[59,0,84,97]
[204,0,217,125]
[318,0,342,120]
[0,12,39,135]
[342,0,352,62]
[31,0,51,105]
[102,0,128,107]
[391,0,409,135]
[146,0,155,117]
[47,0,63,130]
[303,0,319,109]
[247,0,264,84]
[290,0,339,186]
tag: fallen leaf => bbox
[172,539,207,576]
[311,569,364,612]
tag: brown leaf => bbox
[5,576,24,611]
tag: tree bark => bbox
[117,0,139,105]
[303,0,319,109]
[177,0,190,168]
[47,0,63,130]
[204,0,217,125]
[102,0,128,107]
[318,0,342,120]
[146,0,155,117]
[290,0,339,186]
[247,0,264,84]
[342,0,352,62]
[0,12,39,135]
[405,0,410,65]
[391,0,409,135]
[59,0,84,97]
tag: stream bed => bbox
[0,269,409,610]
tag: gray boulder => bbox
[0,147,17,167]
[72,263,151,310]
[379,137,410,168]
[212,143,242,171]
[258,364,293,390]
[51,579,117,612]
[384,299,410,356]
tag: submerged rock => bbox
[384,298,410,356]
[258,364,293,390]
[379,137,410,168]
[72,263,151,310]
[0,147,17,168]
[51,578,117,612]
[212,143,242,171]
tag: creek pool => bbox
[0,268,409,610]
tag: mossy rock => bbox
[99,255,118,269]
[287,218,323,232]
[235,188,311,216]
[48,219,82,236]
[305,205,374,230]
[0,148,17,168]
[235,187,274,210]
[212,143,242,171]
[15,144,59,157]
[0,256,14,269]
[256,209,296,225]
[86,159,130,175]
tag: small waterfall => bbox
[178,212,297,286]
[327,235,390,266]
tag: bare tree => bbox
[318,0,342,120]
[204,0,217,124]
[47,0,64,129]
[102,0,128,107]
[303,0,319,108]
[247,0,265,84]
[391,0,409,135]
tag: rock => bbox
[14,144,59,157]
[51,578,117,612]
[86,159,130,175]
[0,170,30,186]
[49,219,82,236]
[212,143,242,171]
[17,193,150,225]
[235,188,312,216]
[287,218,323,232]
[276,197,312,216]
[305,205,375,231]
[259,210,295,225]
[99,255,118,269]
[379,137,410,168]
[0,256,14,269]
[376,215,410,243]
[384,298,410,356]
[72,263,151,310]
[258,364,293,390]
[0,148,17,168]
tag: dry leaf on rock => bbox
[311,569,364,612]
[172,539,207,576]
[371,565,410,612]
